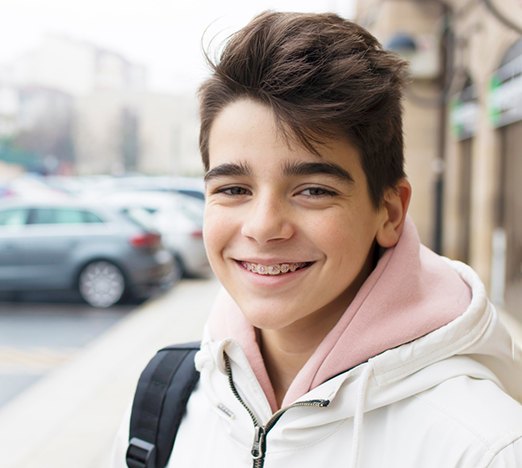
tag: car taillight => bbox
[191,229,203,238]
[130,232,161,248]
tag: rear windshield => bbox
[177,197,204,226]
[120,207,157,231]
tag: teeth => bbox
[242,262,307,275]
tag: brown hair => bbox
[198,11,408,206]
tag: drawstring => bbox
[349,363,373,468]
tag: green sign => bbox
[451,98,478,140]
[489,56,522,128]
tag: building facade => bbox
[355,0,522,319]
[0,35,201,177]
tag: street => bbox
[0,291,139,407]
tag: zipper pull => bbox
[251,425,266,460]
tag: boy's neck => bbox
[258,309,345,409]
[259,330,316,408]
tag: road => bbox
[0,291,137,407]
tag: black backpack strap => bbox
[126,341,200,468]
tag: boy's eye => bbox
[217,186,250,196]
[299,187,337,197]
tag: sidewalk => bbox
[0,277,220,468]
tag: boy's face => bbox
[204,99,393,333]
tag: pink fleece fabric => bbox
[207,217,471,411]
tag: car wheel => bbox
[78,260,126,308]
[172,255,184,282]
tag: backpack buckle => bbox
[126,437,156,468]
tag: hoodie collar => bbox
[207,217,471,410]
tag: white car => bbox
[98,191,211,279]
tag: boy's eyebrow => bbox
[204,162,252,182]
[204,160,354,184]
[283,161,355,183]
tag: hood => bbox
[206,217,473,410]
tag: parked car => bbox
[1,175,68,201]
[0,199,175,307]
[99,191,211,278]
[93,175,206,201]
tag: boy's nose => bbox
[240,194,294,244]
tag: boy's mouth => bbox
[240,261,312,276]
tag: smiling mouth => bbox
[240,261,312,276]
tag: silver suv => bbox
[0,199,175,307]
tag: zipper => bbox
[251,425,266,467]
[224,353,330,468]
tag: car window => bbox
[121,207,157,231]
[29,208,104,224]
[177,198,204,225]
[0,208,29,227]
[82,210,104,223]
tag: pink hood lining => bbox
[207,217,471,411]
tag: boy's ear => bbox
[376,178,412,248]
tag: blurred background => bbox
[356,0,522,323]
[0,0,521,466]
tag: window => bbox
[29,208,104,224]
[82,210,104,223]
[121,207,156,230]
[0,208,29,227]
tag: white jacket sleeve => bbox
[487,438,522,468]
[111,405,131,468]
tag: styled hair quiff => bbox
[198,11,409,206]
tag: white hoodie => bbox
[113,221,522,468]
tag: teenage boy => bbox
[114,11,522,468]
